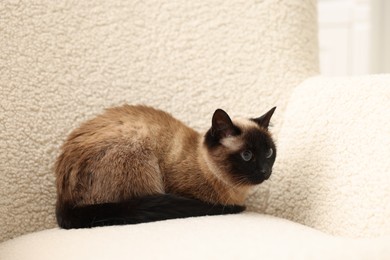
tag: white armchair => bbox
[1,0,389,259]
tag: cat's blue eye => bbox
[240,150,253,162]
[266,148,273,159]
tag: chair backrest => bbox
[0,0,318,241]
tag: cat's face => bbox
[204,108,276,186]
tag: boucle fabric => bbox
[248,75,390,238]
[1,213,390,260]
[0,0,318,242]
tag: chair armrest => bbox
[249,75,390,238]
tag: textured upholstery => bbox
[0,0,318,241]
[248,75,390,238]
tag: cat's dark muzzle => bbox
[262,169,272,180]
[258,165,272,181]
[247,169,272,185]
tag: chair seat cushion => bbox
[1,213,389,260]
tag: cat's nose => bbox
[261,169,272,180]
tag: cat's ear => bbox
[211,109,239,139]
[252,107,276,129]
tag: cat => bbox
[55,105,276,229]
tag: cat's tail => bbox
[56,194,245,229]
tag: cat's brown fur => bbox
[55,105,276,228]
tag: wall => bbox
[318,0,371,76]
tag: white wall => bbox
[318,0,390,76]
[318,0,371,76]
[371,0,390,73]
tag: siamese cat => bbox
[55,105,276,229]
